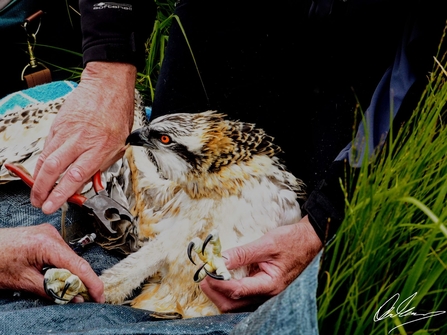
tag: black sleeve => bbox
[302,160,350,244]
[79,0,155,69]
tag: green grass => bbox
[135,0,175,103]
[317,30,447,334]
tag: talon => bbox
[43,268,88,304]
[187,241,196,265]
[193,263,207,283]
[202,234,213,255]
[44,284,69,302]
[60,282,71,299]
[44,278,70,301]
[204,267,226,281]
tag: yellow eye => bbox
[160,135,171,144]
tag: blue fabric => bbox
[0,80,77,115]
[0,80,153,120]
[0,0,38,31]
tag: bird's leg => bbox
[187,229,231,282]
[43,268,91,304]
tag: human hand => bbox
[200,216,323,312]
[0,224,104,302]
[30,61,137,214]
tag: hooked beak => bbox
[126,128,147,147]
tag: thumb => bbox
[223,236,271,271]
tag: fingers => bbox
[0,225,104,303]
[33,141,127,214]
[39,224,105,302]
[200,274,271,312]
[62,257,105,303]
[223,235,276,271]
[31,146,86,214]
[14,269,49,300]
[200,239,282,313]
[30,62,136,213]
[32,146,104,214]
[201,221,324,313]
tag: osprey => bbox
[0,93,305,318]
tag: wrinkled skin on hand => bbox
[0,224,104,302]
[30,61,137,214]
[200,215,323,312]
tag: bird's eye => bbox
[160,134,172,144]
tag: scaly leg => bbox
[43,236,168,305]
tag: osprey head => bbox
[125,111,282,183]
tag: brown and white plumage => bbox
[100,111,306,317]
[0,99,62,183]
[0,93,305,318]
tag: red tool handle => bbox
[4,163,89,206]
[92,170,105,192]
[68,170,103,205]
[67,193,88,206]
[4,163,35,188]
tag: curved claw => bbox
[60,282,71,299]
[202,234,213,255]
[44,279,70,302]
[193,263,207,283]
[204,267,226,281]
[187,241,196,265]
[44,285,69,301]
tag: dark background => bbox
[1,0,82,98]
[2,0,446,193]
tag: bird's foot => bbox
[187,229,231,283]
[44,268,90,304]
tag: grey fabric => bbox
[0,181,320,335]
[0,303,247,335]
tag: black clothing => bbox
[79,0,155,69]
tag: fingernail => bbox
[42,201,54,214]
[99,294,106,304]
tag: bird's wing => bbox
[0,91,146,187]
[0,98,63,183]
